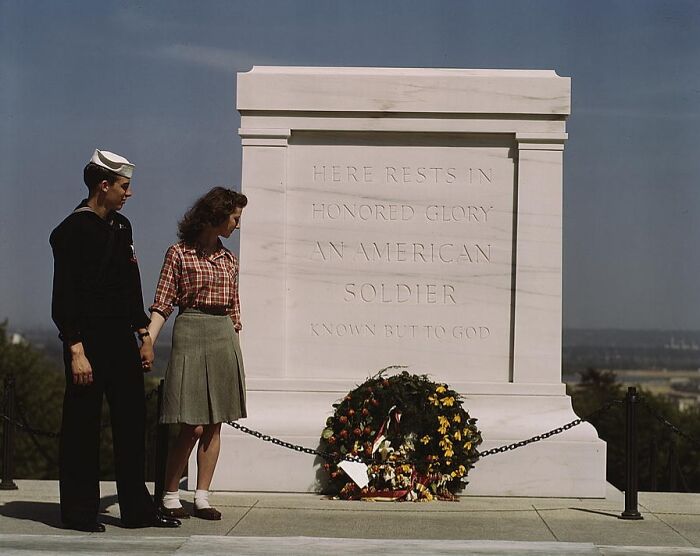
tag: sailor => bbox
[49,149,180,531]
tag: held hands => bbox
[143,313,165,371]
[139,334,155,373]
[70,343,93,386]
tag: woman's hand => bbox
[139,335,155,372]
[70,342,93,386]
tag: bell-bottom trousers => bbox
[59,319,155,524]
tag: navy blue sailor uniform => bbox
[50,200,156,525]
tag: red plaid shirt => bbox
[150,241,241,329]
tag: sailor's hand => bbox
[70,343,93,386]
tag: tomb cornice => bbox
[238,66,571,116]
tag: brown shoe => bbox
[160,505,190,519]
[193,506,222,520]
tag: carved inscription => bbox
[310,322,491,340]
[299,157,507,344]
[313,165,493,184]
[311,242,491,264]
[344,283,456,304]
[311,203,493,223]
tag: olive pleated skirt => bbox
[160,308,247,424]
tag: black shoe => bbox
[122,511,181,529]
[62,520,106,533]
[152,511,181,528]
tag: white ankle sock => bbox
[162,490,182,509]
[194,489,211,509]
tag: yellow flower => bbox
[439,436,454,457]
[420,435,431,445]
[440,396,455,407]
[458,465,467,476]
[454,430,462,441]
[453,413,462,423]
[436,385,447,394]
[437,415,450,434]
[464,441,472,450]
[428,394,440,406]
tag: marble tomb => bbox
[193,67,606,497]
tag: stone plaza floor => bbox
[0,481,698,555]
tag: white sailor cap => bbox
[89,149,134,179]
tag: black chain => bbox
[639,398,700,448]
[0,385,163,439]
[14,403,59,466]
[226,421,369,464]
[476,399,623,458]
[1,412,60,439]
[226,399,624,463]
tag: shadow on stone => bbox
[0,492,128,529]
[0,501,64,529]
[570,507,620,519]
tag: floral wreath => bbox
[320,367,482,501]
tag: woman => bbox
[147,187,247,520]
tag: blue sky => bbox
[1,0,700,331]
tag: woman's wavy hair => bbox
[178,187,248,245]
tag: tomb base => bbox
[190,379,606,497]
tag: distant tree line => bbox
[569,368,700,493]
[564,346,700,372]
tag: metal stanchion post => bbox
[153,379,168,505]
[620,386,643,520]
[1,374,19,490]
